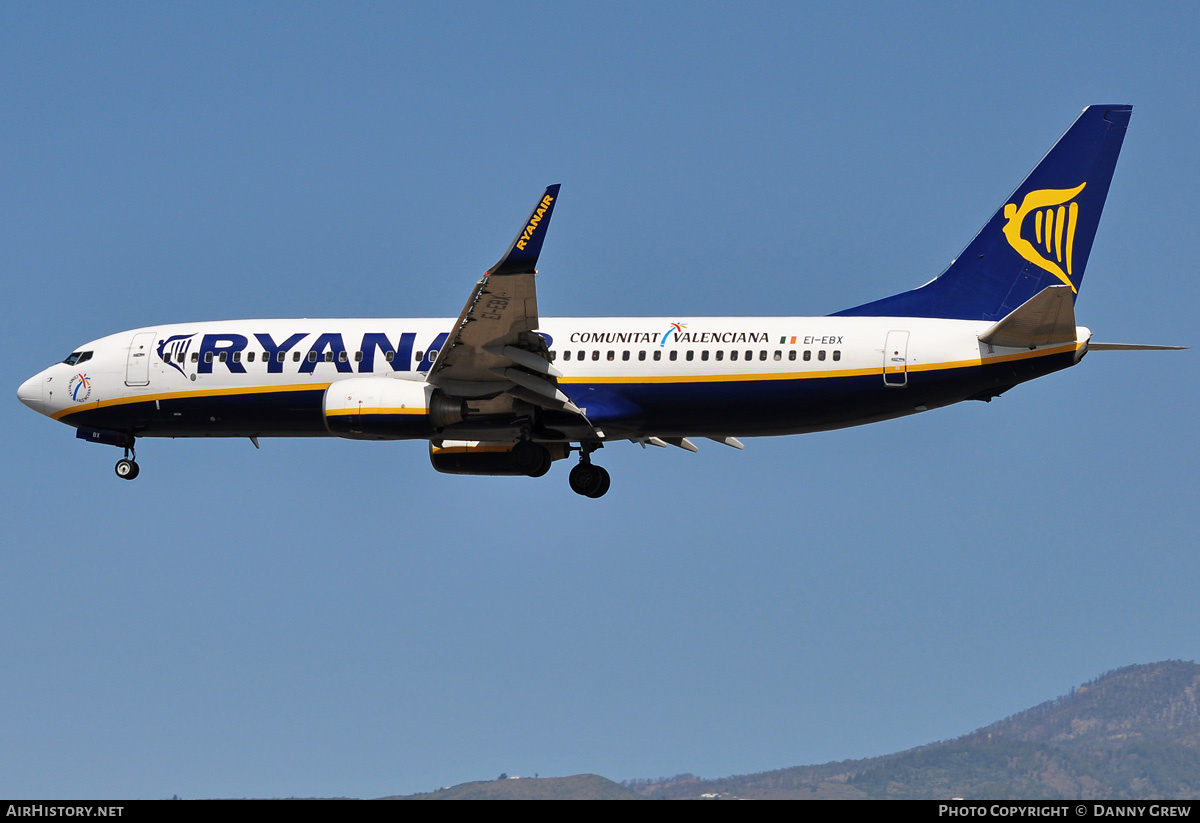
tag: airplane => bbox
[17,105,1183,498]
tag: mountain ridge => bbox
[629,661,1200,800]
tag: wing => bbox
[427,185,584,416]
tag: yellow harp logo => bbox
[1001,182,1086,292]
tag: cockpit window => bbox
[62,351,93,366]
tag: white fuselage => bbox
[18,315,1090,441]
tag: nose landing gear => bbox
[115,443,139,480]
[76,428,141,480]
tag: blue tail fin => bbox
[834,105,1132,321]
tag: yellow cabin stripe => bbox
[325,406,427,417]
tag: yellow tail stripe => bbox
[1055,205,1065,263]
[1066,201,1078,276]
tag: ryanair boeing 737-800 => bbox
[17,105,1181,497]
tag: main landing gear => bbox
[568,443,610,498]
[115,444,140,480]
[512,440,552,478]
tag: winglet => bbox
[487,184,561,277]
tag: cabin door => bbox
[125,331,156,387]
[883,330,909,387]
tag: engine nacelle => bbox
[430,439,567,476]
[323,377,434,440]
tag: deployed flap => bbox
[978,285,1077,349]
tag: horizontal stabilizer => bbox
[978,285,1076,349]
[1087,342,1188,351]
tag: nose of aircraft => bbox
[17,372,45,414]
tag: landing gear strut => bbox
[569,443,610,498]
[115,442,140,480]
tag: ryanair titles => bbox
[569,330,769,345]
[168,330,458,376]
[516,194,555,251]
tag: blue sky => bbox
[3,2,1198,798]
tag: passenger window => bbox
[338,351,347,363]
[833,350,841,361]
[177,353,186,363]
[759,350,767,361]
[577,350,584,360]
[686,350,694,361]
[638,350,646,361]
[192,353,200,363]
[205,352,213,363]
[232,352,241,363]
[715,350,724,361]
[308,352,317,362]
[415,351,423,361]
[622,351,630,361]
[354,351,363,362]
[591,351,599,361]
[653,350,661,361]
[745,350,752,361]
[385,351,395,362]
[428,349,440,361]
[701,350,709,361]
[788,350,796,361]
[803,350,811,361]
[563,351,571,361]
[549,351,556,362]
[607,350,614,361]
[292,352,300,362]
[818,350,826,361]
[324,352,334,362]
[669,350,678,361]
[731,350,739,361]
[219,352,228,363]
[773,350,781,361]
[246,352,255,363]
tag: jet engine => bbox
[322,377,434,439]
